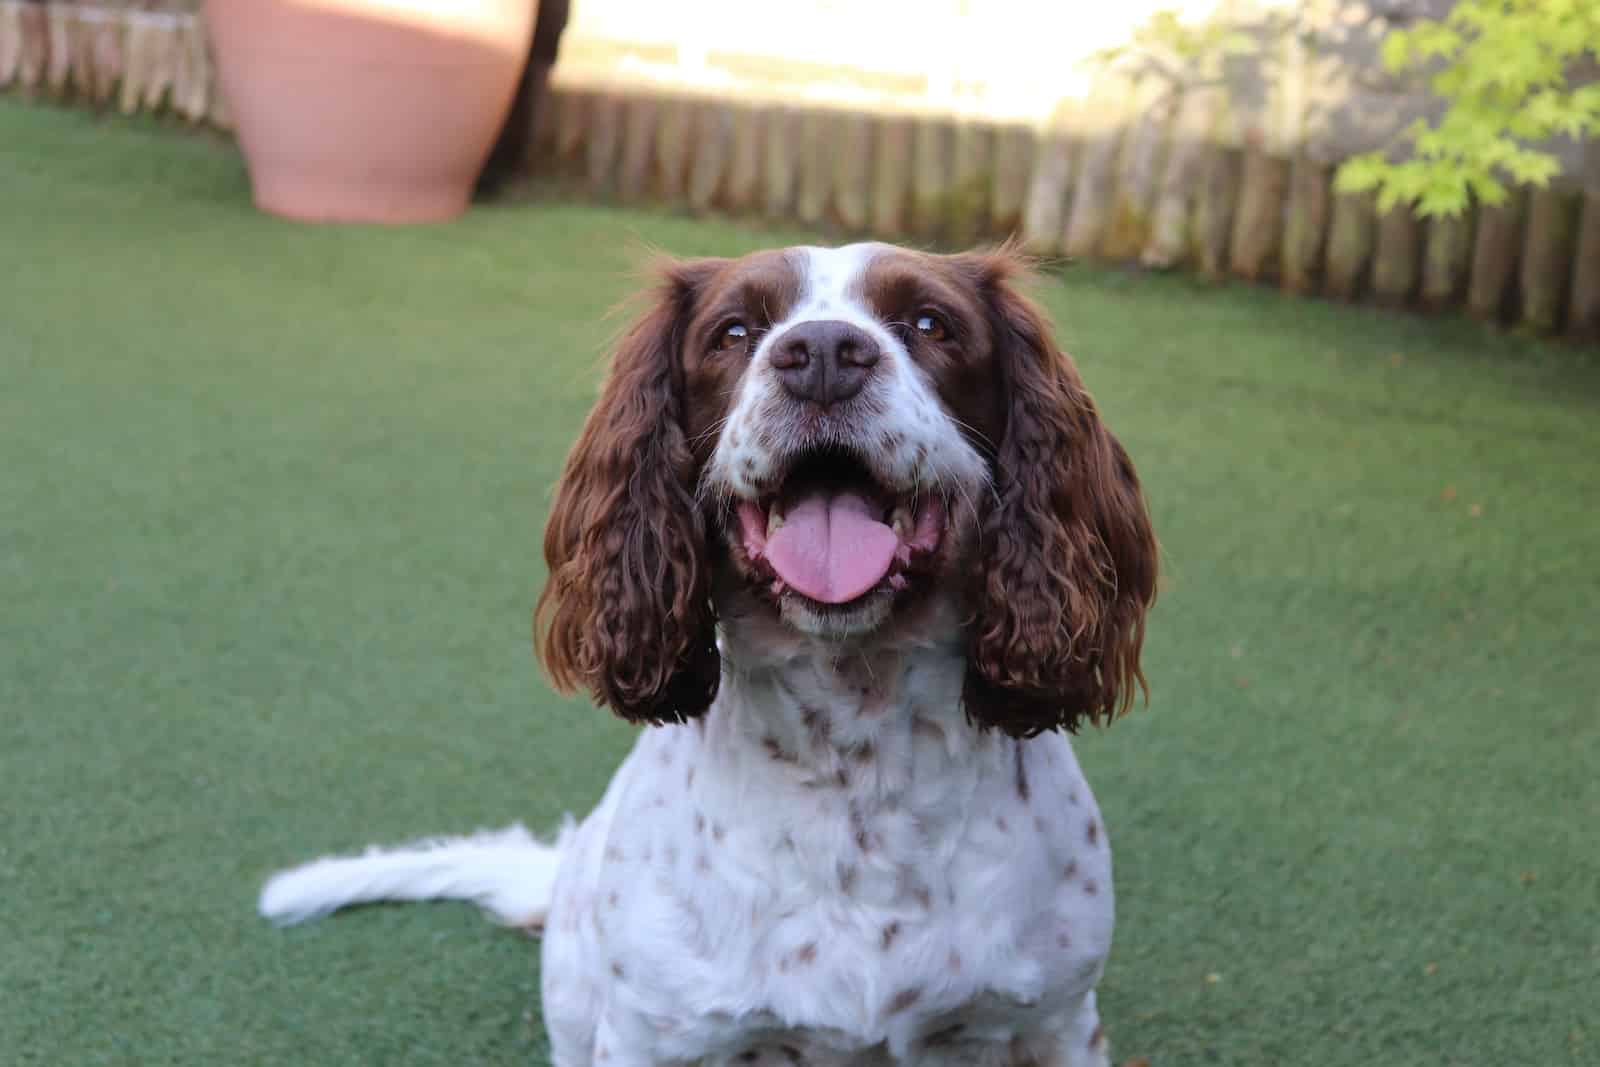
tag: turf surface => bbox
[2,99,1596,1066]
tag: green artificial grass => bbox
[2,99,1597,1066]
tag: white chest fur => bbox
[539,625,1115,1067]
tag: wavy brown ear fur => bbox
[535,261,723,724]
[961,255,1158,736]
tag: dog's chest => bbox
[570,650,1115,1063]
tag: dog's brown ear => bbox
[536,260,726,724]
[959,254,1158,736]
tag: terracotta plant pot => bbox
[205,0,536,223]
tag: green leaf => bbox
[1334,154,1386,196]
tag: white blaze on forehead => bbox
[789,242,887,320]
[706,242,988,504]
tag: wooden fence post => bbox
[1229,144,1290,281]
[1143,86,1219,270]
[17,0,47,90]
[1063,73,1134,259]
[946,118,992,249]
[1419,209,1475,311]
[1371,204,1422,306]
[553,86,590,168]
[1193,142,1243,282]
[0,2,21,88]
[585,91,623,198]
[1517,186,1581,332]
[1020,120,1074,256]
[989,122,1035,240]
[688,98,733,214]
[1570,158,1600,341]
[722,102,763,215]
[796,107,832,227]
[762,106,800,219]
[654,93,696,204]
[1323,191,1377,300]
[910,114,955,241]
[616,92,657,202]
[870,113,916,240]
[45,1,70,94]
[1102,77,1171,261]
[1465,189,1527,321]
[831,110,873,233]
[1280,156,1331,293]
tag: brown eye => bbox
[913,312,949,341]
[714,322,749,351]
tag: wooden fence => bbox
[3,0,1597,340]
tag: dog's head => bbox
[536,244,1157,736]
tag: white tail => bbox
[258,822,569,928]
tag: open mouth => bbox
[734,446,945,607]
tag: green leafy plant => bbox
[1336,0,1600,218]
[1087,8,1261,90]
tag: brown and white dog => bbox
[260,243,1159,1067]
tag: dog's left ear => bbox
[536,259,726,725]
[957,253,1159,736]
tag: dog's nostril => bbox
[771,337,811,371]
[837,337,881,369]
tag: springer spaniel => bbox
[260,243,1159,1067]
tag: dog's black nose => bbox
[769,320,881,408]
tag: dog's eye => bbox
[714,322,750,352]
[913,312,949,342]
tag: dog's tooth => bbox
[767,507,785,538]
[890,502,912,539]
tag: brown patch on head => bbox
[1083,878,1098,896]
[1087,818,1099,846]
[881,920,901,950]
[795,941,818,965]
[858,247,1006,450]
[679,249,804,464]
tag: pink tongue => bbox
[766,489,898,604]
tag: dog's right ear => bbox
[536,260,727,724]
